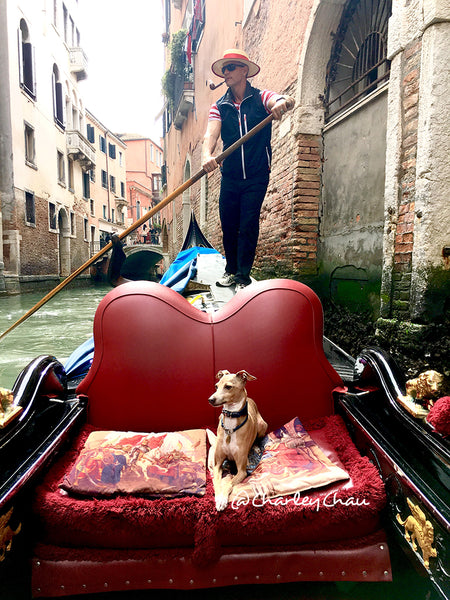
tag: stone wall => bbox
[391,39,421,318]
[382,0,450,323]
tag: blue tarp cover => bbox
[159,246,219,291]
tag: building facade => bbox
[161,0,449,332]
[0,0,97,293]
[0,0,165,293]
[119,135,163,246]
[85,112,128,253]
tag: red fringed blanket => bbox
[33,415,386,566]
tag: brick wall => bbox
[179,123,322,282]
[16,192,59,276]
[392,39,421,316]
[255,128,321,279]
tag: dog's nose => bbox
[208,396,216,406]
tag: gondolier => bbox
[202,49,294,291]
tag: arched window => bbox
[18,19,36,99]
[325,0,392,121]
[52,64,64,128]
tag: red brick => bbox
[398,203,411,215]
[297,153,318,161]
[404,40,422,60]
[295,190,320,199]
[403,69,419,84]
[402,158,416,171]
[396,222,413,234]
[403,134,417,149]
[295,180,319,189]
[297,209,319,218]
[394,252,412,263]
[403,93,419,111]
[395,242,414,253]
[296,173,321,182]
[297,138,319,148]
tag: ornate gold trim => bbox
[0,387,22,429]
[396,498,437,568]
[0,507,22,561]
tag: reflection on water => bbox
[0,283,110,389]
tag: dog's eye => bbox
[224,384,232,390]
[215,384,218,390]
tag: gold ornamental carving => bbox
[0,508,22,561]
[396,498,437,568]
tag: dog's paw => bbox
[215,493,229,511]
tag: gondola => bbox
[0,213,448,599]
[0,174,448,597]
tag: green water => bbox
[0,283,110,389]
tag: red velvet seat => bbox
[31,280,391,597]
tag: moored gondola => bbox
[0,213,448,600]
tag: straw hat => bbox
[211,49,260,79]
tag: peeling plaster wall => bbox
[319,90,388,314]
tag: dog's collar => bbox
[221,401,249,436]
[221,412,249,436]
[221,402,248,419]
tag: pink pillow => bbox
[61,429,207,497]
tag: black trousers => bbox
[219,174,269,285]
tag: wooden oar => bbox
[0,110,281,341]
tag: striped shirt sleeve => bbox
[260,90,280,112]
[208,91,283,122]
[208,103,221,121]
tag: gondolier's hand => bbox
[270,95,295,120]
[202,120,221,173]
[202,154,219,173]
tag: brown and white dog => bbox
[208,369,267,511]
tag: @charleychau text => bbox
[231,490,370,511]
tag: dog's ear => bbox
[216,369,230,380]
[236,370,257,382]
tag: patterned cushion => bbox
[228,417,350,503]
[61,429,207,498]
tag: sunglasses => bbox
[221,63,245,75]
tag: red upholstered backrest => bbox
[77,279,342,432]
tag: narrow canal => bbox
[0,283,110,390]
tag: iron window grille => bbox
[324,0,392,122]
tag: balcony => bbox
[173,79,194,130]
[115,196,128,209]
[66,130,95,169]
[69,47,88,81]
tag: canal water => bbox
[0,283,110,390]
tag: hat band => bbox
[222,53,249,62]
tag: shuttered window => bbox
[18,20,36,100]
[52,65,64,128]
[86,123,95,143]
[25,191,36,225]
